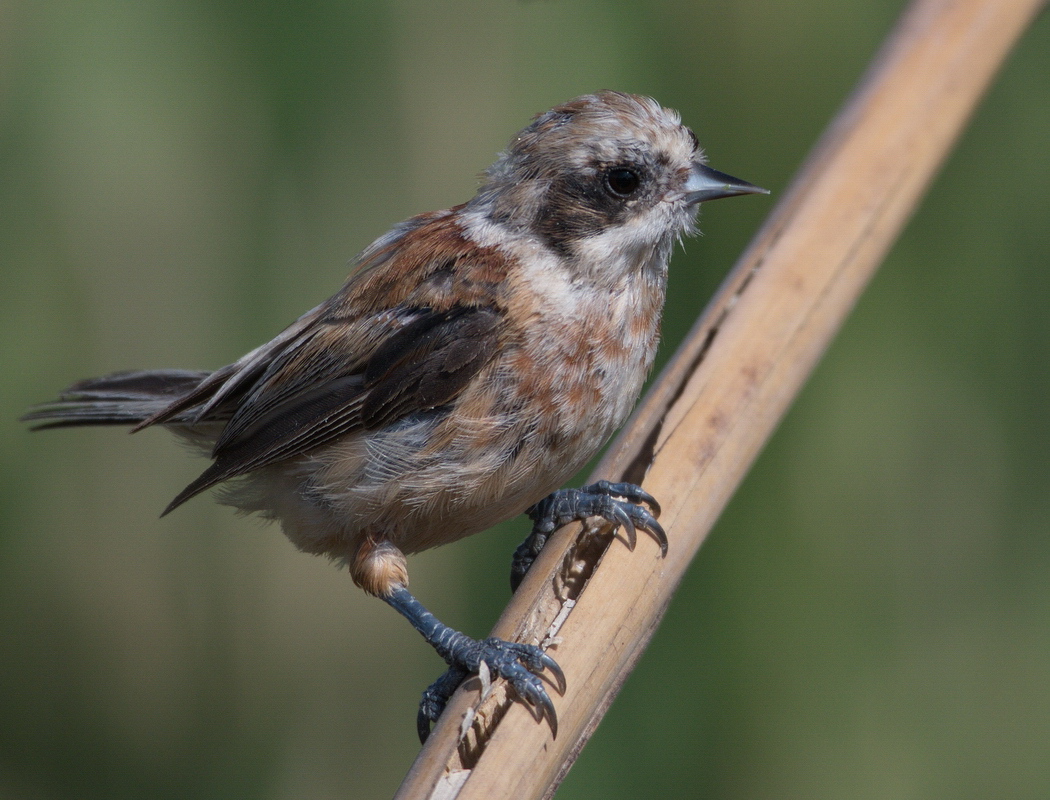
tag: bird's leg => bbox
[383,585,565,744]
[511,480,666,592]
[353,538,564,743]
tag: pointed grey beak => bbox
[685,162,769,204]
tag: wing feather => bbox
[163,305,503,514]
[156,210,511,513]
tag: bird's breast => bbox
[502,249,666,449]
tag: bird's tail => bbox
[22,369,212,430]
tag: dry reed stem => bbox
[395,0,1048,797]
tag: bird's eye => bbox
[605,167,641,197]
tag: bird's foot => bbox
[511,480,665,591]
[384,586,565,744]
[417,637,565,743]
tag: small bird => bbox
[24,92,766,742]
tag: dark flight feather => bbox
[161,305,504,514]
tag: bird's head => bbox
[470,91,767,276]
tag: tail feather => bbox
[22,370,212,429]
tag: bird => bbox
[23,91,767,742]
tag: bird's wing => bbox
[159,209,510,514]
[162,303,504,514]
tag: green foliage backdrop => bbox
[2,1,1048,797]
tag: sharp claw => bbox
[540,653,567,694]
[648,517,668,556]
[631,508,667,556]
[611,504,637,550]
[418,709,432,744]
[534,688,559,738]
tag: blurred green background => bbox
[2,1,1048,798]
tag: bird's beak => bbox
[684,162,769,205]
